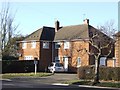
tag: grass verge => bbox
[1,72,53,79]
[63,80,120,88]
[96,82,120,88]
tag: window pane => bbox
[22,42,27,49]
[100,57,106,66]
[31,41,36,48]
[77,57,81,67]
[55,42,61,49]
[43,42,49,49]
[55,56,60,63]
[64,42,69,49]
[24,56,33,60]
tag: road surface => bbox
[1,73,119,90]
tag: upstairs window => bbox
[55,42,61,49]
[31,41,36,48]
[43,42,49,49]
[64,41,70,49]
[22,42,27,49]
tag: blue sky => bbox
[0,2,118,35]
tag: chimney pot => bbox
[83,19,89,25]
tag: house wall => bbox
[38,41,52,71]
[107,58,115,67]
[115,36,120,67]
[19,41,40,60]
[19,41,53,71]
[54,40,90,72]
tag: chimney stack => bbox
[83,19,89,25]
[55,20,60,32]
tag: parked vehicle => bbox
[48,62,65,73]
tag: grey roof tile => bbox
[24,26,55,41]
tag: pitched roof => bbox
[54,24,89,41]
[24,28,42,41]
[24,26,55,41]
[54,24,113,42]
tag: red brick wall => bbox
[54,40,90,72]
[19,41,40,60]
[115,36,120,67]
[38,41,52,71]
[107,58,115,67]
[19,41,53,71]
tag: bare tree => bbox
[97,20,117,38]
[76,31,114,84]
[0,2,19,59]
[86,32,114,84]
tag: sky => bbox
[0,1,118,35]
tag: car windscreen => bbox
[55,63,63,67]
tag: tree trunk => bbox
[93,59,100,85]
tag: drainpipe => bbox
[0,30,2,61]
[52,42,54,62]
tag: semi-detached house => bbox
[19,19,115,72]
[19,26,55,71]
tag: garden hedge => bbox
[1,60,39,73]
[77,66,120,81]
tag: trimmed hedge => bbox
[77,66,120,81]
[1,60,39,73]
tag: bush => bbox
[77,66,120,81]
[1,60,38,73]
[77,66,94,80]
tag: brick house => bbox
[53,19,114,72]
[19,26,55,71]
[114,31,120,67]
[18,19,114,72]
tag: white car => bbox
[48,62,65,73]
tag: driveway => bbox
[39,73,78,83]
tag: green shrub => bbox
[77,66,94,80]
[77,66,120,81]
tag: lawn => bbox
[1,72,53,79]
[63,80,120,88]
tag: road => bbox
[1,73,119,90]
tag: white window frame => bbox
[77,57,81,67]
[64,41,70,49]
[22,42,27,49]
[43,41,49,49]
[24,56,33,60]
[31,41,36,48]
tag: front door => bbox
[64,57,68,71]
